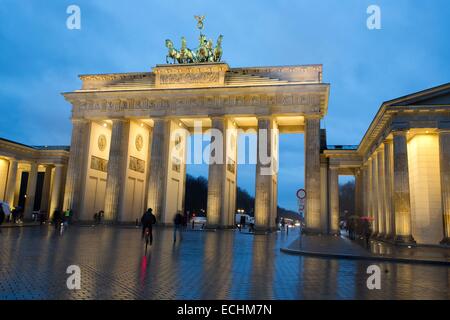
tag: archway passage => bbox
[184,131,210,225]
[62,63,329,232]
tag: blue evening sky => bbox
[1,0,449,211]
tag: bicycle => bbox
[144,227,151,253]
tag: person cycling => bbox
[141,208,156,245]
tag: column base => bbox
[376,233,386,240]
[440,237,450,246]
[384,234,394,241]
[394,235,416,245]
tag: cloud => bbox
[1,0,449,210]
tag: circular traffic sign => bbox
[296,188,306,199]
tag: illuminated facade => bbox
[60,63,329,232]
[324,83,450,245]
[0,63,449,245]
[0,138,68,219]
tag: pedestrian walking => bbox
[63,209,70,228]
[141,208,156,245]
[173,211,183,242]
[0,204,5,232]
[239,214,246,232]
[363,219,372,249]
[97,210,104,224]
[182,211,188,231]
[53,210,61,230]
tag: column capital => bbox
[152,117,171,125]
[256,115,273,121]
[71,118,90,124]
[110,118,128,123]
[305,115,322,121]
[438,128,450,134]
[210,115,226,120]
[377,143,385,152]
[27,161,38,168]
[392,128,408,136]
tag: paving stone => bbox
[0,226,449,299]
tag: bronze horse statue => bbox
[178,37,196,64]
[213,35,223,62]
[165,39,179,64]
[165,33,223,64]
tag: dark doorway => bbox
[18,172,28,209]
[33,172,45,211]
[17,171,45,211]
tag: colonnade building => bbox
[0,62,449,245]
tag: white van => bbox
[235,213,254,227]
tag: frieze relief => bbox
[91,156,108,172]
[159,72,220,85]
[129,156,145,173]
[73,93,323,115]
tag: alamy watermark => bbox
[366,265,381,290]
[367,5,381,30]
[66,5,81,30]
[169,122,279,176]
[66,265,81,290]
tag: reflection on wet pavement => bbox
[0,226,449,299]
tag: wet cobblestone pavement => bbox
[0,226,449,300]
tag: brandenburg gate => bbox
[2,18,449,245]
[62,62,329,233]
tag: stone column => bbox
[206,118,238,229]
[328,167,339,235]
[49,164,65,219]
[439,129,450,245]
[254,117,278,233]
[384,139,395,239]
[39,165,53,215]
[392,130,415,244]
[304,117,321,233]
[147,119,170,222]
[371,152,379,235]
[207,117,226,228]
[4,158,18,206]
[24,162,38,220]
[377,146,386,238]
[362,164,369,216]
[143,126,154,211]
[355,169,363,216]
[367,159,373,220]
[63,119,90,216]
[104,119,130,222]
